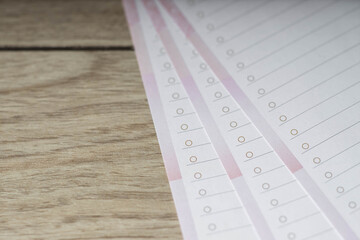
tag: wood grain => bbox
[0,51,181,239]
[0,0,132,47]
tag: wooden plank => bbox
[0,51,181,239]
[0,0,132,47]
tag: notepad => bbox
[124,0,360,239]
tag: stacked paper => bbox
[123,0,360,239]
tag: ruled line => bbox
[253,165,285,178]
[246,5,360,76]
[315,140,360,168]
[183,142,211,150]
[203,0,238,19]
[244,151,274,162]
[302,120,360,154]
[270,61,360,112]
[233,0,337,55]
[337,183,360,198]
[207,224,253,236]
[187,157,219,166]
[258,41,360,98]
[228,122,252,132]
[173,112,196,118]
[236,136,263,147]
[169,97,188,102]
[226,0,307,44]
[213,0,273,32]
[302,228,334,240]
[279,81,360,125]
[201,206,243,217]
[261,179,297,194]
[192,173,227,183]
[196,189,235,199]
[269,195,308,210]
[279,211,321,228]
[220,108,241,117]
[177,127,204,134]
[213,95,230,102]
[325,161,360,183]
[292,99,360,140]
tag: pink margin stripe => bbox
[122,1,198,239]
[161,1,358,239]
[143,1,276,239]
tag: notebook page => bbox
[127,1,260,239]
[151,1,341,239]
[163,0,360,238]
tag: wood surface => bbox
[0,0,132,47]
[0,0,182,239]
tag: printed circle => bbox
[262,183,270,190]
[185,140,193,146]
[246,151,254,158]
[247,75,255,82]
[270,199,278,206]
[258,88,266,95]
[279,115,287,122]
[214,91,223,98]
[226,49,234,56]
[348,201,357,209]
[197,11,204,18]
[168,77,176,84]
[237,62,245,70]
[194,172,202,179]
[199,189,207,196]
[208,223,216,231]
[279,215,287,223]
[230,121,238,128]
[164,62,171,69]
[216,36,224,43]
[268,102,276,108]
[254,167,262,174]
[200,63,207,70]
[172,92,180,99]
[238,136,245,143]
[336,186,344,193]
[313,157,321,164]
[207,23,214,31]
[203,206,212,213]
[287,232,296,240]
[176,108,184,115]
[290,129,298,135]
[325,172,333,179]
[302,143,309,149]
[181,124,188,130]
[222,106,230,113]
[207,77,215,84]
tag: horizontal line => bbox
[261,179,297,194]
[228,122,252,132]
[325,162,360,183]
[196,190,235,199]
[337,183,360,198]
[186,158,219,166]
[236,136,263,147]
[302,120,360,154]
[314,140,360,168]
[213,95,230,102]
[173,112,196,118]
[270,195,308,210]
[220,108,241,117]
[279,211,321,228]
[253,165,285,177]
[244,151,274,162]
[191,174,227,183]
[0,46,134,51]
[201,206,243,217]
[182,142,211,150]
[207,224,253,235]
[350,207,360,214]
[301,228,333,240]
[177,127,203,134]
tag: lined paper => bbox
[165,0,360,238]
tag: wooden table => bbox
[0,1,181,239]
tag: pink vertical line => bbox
[143,1,276,239]
[162,1,358,239]
[122,1,198,239]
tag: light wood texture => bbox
[0,51,181,239]
[0,0,132,47]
